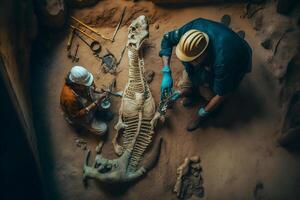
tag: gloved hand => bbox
[160,65,173,100]
[171,90,182,101]
[198,107,209,117]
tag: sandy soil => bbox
[31,0,300,199]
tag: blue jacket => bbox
[159,18,252,96]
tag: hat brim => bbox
[69,72,94,86]
[175,32,209,62]
[84,72,94,86]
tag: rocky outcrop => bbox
[251,4,299,79]
[278,52,300,146]
[248,2,300,146]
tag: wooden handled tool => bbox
[71,16,112,41]
[67,28,75,50]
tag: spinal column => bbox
[113,15,156,172]
[123,47,154,172]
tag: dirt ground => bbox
[30,1,300,199]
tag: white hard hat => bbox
[69,66,94,86]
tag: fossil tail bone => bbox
[83,138,163,183]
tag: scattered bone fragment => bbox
[95,141,104,154]
[174,156,204,200]
[75,138,87,150]
[144,69,155,84]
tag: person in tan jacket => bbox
[60,66,113,135]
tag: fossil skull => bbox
[127,15,149,49]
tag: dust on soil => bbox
[31,0,300,200]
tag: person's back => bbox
[159,18,252,131]
[162,18,252,74]
[60,83,87,123]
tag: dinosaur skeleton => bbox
[83,15,162,183]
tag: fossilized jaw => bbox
[127,15,149,50]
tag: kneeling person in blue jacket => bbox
[159,18,252,131]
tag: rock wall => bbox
[0,0,38,159]
[248,1,300,145]
[0,0,44,199]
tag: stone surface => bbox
[277,0,297,15]
[268,29,300,79]
[278,52,300,146]
[251,3,300,79]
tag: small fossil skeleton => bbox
[83,15,162,183]
[174,156,204,200]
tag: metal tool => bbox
[158,91,181,115]
[101,97,111,109]
[73,44,79,62]
[117,44,126,65]
[71,16,112,41]
[67,28,75,50]
[75,31,102,54]
[111,6,127,42]
[69,24,99,42]
[67,43,79,62]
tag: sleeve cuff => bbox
[159,49,172,57]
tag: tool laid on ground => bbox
[71,16,112,42]
[67,43,80,62]
[89,46,123,75]
[67,28,75,51]
[93,45,126,75]
[73,44,79,62]
[74,30,102,54]
[101,51,118,74]
[69,24,99,42]
[117,44,126,66]
[111,6,127,42]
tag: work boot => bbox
[186,115,205,132]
